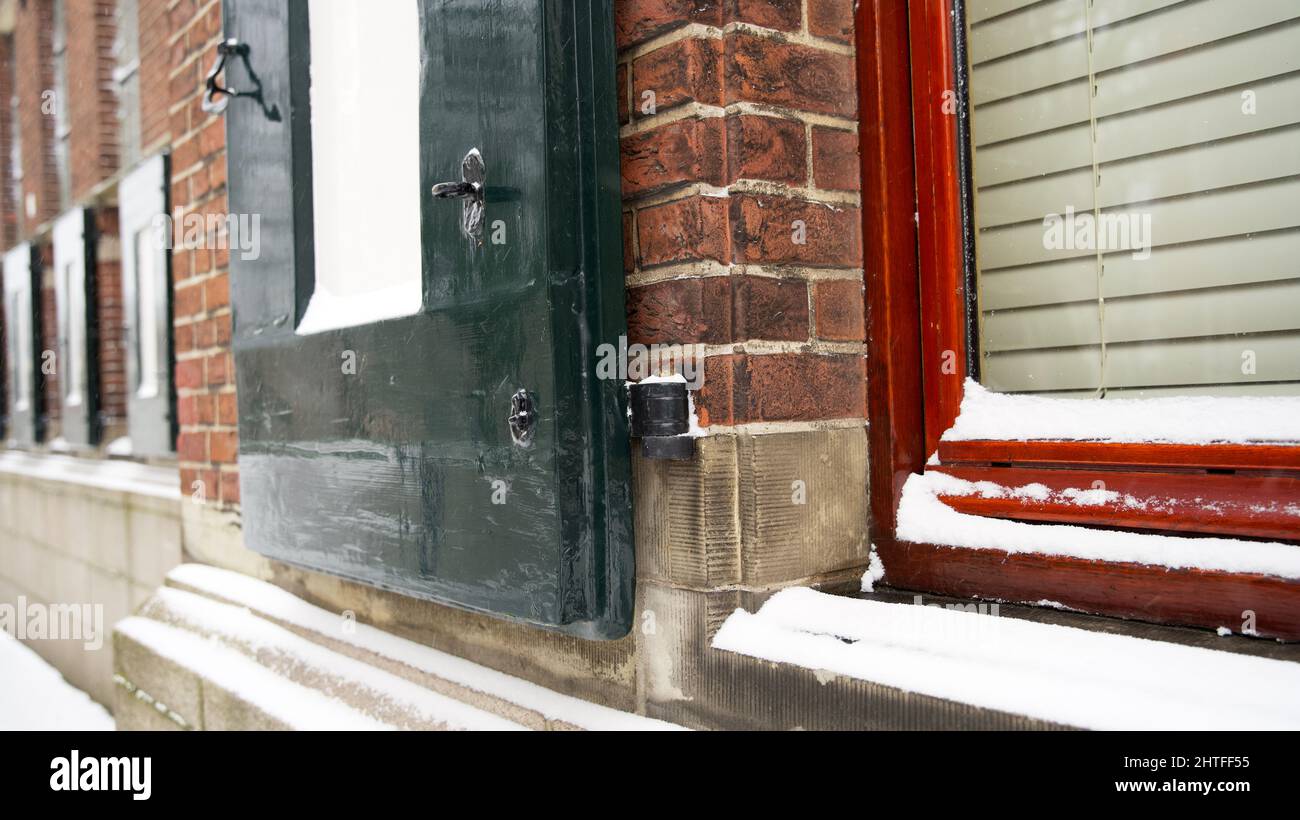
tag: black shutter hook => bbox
[201,38,278,120]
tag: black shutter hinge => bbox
[629,381,695,460]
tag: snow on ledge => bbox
[712,587,1300,730]
[167,564,685,731]
[942,379,1300,444]
[0,450,180,500]
[897,470,1300,579]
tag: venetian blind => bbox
[968,0,1300,397]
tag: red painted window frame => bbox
[856,0,1300,638]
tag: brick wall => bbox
[166,0,236,507]
[65,0,118,201]
[0,34,16,249]
[94,206,125,440]
[138,0,171,151]
[14,0,59,235]
[616,0,865,429]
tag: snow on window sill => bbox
[712,587,1300,730]
[896,470,1300,579]
[942,379,1300,445]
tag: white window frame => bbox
[3,243,39,445]
[52,208,96,446]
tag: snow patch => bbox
[943,378,1300,444]
[0,631,114,731]
[0,451,180,500]
[712,587,1300,730]
[116,617,397,730]
[167,564,684,731]
[860,548,885,593]
[897,471,1300,579]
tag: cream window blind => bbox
[967,0,1300,397]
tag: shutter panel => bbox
[52,208,98,445]
[3,244,42,445]
[968,0,1300,397]
[224,0,633,637]
[119,154,174,456]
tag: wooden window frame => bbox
[856,0,1300,638]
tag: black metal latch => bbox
[629,381,695,460]
[431,149,487,245]
[508,389,537,448]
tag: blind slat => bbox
[983,301,1102,352]
[973,79,1092,145]
[983,346,1104,392]
[1096,126,1300,209]
[1104,280,1300,344]
[1104,333,1300,388]
[1093,22,1300,119]
[1092,0,1298,73]
[1095,73,1300,164]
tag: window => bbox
[118,154,174,455]
[966,0,1300,398]
[3,243,40,445]
[860,0,1300,638]
[114,0,143,169]
[52,208,96,446]
[221,0,631,637]
[294,0,422,334]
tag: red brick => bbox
[730,194,862,267]
[632,37,723,116]
[808,0,855,44]
[740,353,865,421]
[725,32,857,118]
[621,117,725,198]
[629,275,808,345]
[206,352,230,386]
[623,211,636,273]
[811,126,860,191]
[696,352,865,425]
[177,431,207,462]
[178,394,215,426]
[627,277,732,345]
[174,280,203,316]
[637,195,731,267]
[725,115,806,185]
[732,0,801,31]
[219,469,241,505]
[615,0,724,50]
[216,391,239,426]
[176,357,205,390]
[203,273,229,309]
[814,279,865,341]
[209,430,239,464]
[695,353,739,426]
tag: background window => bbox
[118,154,174,456]
[3,243,39,445]
[965,0,1300,398]
[52,207,96,445]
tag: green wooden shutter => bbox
[223,0,633,638]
